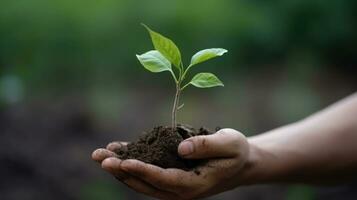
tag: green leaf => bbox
[190,72,224,88]
[136,50,172,73]
[142,24,182,70]
[190,48,228,66]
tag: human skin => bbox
[92,93,357,200]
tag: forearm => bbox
[241,93,357,185]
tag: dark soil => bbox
[115,124,213,170]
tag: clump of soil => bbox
[115,124,213,170]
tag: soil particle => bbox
[115,124,212,170]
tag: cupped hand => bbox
[92,128,251,200]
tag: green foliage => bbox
[142,24,182,70]
[190,48,228,66]
[189,73,224,88]
[1,0,355,94]
[138,24,227,90]
[136,50,172,73]
[137,24,227,128]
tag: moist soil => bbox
[115,124,214,170]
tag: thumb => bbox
[178,128,247,159]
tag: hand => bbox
[92,128,251,200]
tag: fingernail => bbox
[178,140,194,156]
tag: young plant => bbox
[136,24,227,131]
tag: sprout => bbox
[136,24,227,131]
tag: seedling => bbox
[136,24,227,131]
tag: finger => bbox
[103,158,181,199]
[178,128,247,159]
[106,141,128,152]
[123,177,177,200]
[92,148,118,163]
[102,157,129,180]
[120,159,197,192]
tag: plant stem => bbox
[181,64,192,80]
[172,84,181,131]
[172,62,185,132]
[181,82,191,91]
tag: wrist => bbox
[238,122,305,185]
[237,137,279,186]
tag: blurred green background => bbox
[0,0,356,200]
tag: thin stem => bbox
[181,82,191,91]
[177,103,185,110]
[177,60,184,80]
[182,64,192,80]
[169,70,178,83]
[171,61,185,132]
[171,84,181,131]
[180,62,184,77]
